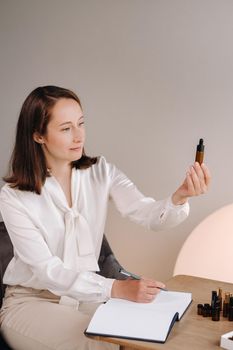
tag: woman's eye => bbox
[79,122,84,126]
[61,127,71,132]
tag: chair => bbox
[173,203,233,283]
[0,221,126,349]
[0,222,13,349]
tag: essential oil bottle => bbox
[223,293,230,317]
[195,138,205,164]
[212,299,220,321]
[228,297,233,321]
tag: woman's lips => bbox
[70,146,82,151]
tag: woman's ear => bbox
[33,132,44,144]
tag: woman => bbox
[0,86,210,350]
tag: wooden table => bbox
[89,275,233,350]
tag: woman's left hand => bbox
[171,162,211,205]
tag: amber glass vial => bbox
[195,138,205,164]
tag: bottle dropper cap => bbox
[196,138,204,152]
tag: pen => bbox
[119,269,168,291]
[119,268,140,280]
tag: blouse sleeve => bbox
[108,161,189,230]
[0,187,114,303]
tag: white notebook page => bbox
[86,290,192,342]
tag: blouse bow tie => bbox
[45,176,99,272]
[64,209,95,256]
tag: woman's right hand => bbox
[111,277,165,303]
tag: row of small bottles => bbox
[197,288,233,321]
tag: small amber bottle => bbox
[223,293,230,317]
[197,304,204,315]
[195,138,205,164]
[212,299,220,321]
[228,297,233,321]
[203,303,211,317]
[211,291,217,309]
[218,288,223,311]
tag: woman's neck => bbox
[49,163,73,207]
[49,164,72,182]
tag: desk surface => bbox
[89,275,233,350]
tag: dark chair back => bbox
[0,222,14,349]
[0,222,13,308]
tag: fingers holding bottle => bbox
[189,162,211,195]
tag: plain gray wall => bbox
[1,0,233,282]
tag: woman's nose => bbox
[73,128,84,142]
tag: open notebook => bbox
[85,290,192,343]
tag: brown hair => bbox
[4,86,97,194]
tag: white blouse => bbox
[0,156,189,306]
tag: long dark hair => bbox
[4,86,97,194]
